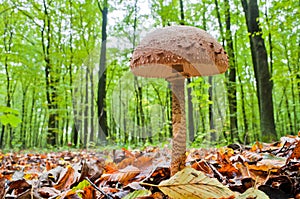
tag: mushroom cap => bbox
[130,25,228,79]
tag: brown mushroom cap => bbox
[130,25,228,79]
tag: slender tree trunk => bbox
[87,65,95,143]
[214,0,225,46]
[167,83,173,137]
[225,0,238,142]
[178,0,195,143]
[138,86,145,143]
[97,0,108,145]
[241,0,276,141]
[2,16,13,148]
[20,86,28,148]
[83,67,89,148]
[42,0,58,146]
[67,0,79,147]
[284,89,293,134]
[200,1,215,142]
[297,39,300,131]
[151,83,166,142]
[134,78,141,143]
[0,126,4,149]
[238,61,249,143]
[131,0,146,144]
[208,76,216,142]
[283,42,297,133]
[265,7,273,75]
[28,86,36,147]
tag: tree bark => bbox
[225,0,238,142]
[42,0,58,147]
[97,0,108,145]
[1,17,13,148]
[178,0,195,143]
[241,0,276,141]
[83,67,89,148]
[208,76,216,142]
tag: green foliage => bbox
[123,189,151,199]
[0,106,21,127]
[72,179,90,193]
[0,0,299,149]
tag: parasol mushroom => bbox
[130,25,228,175]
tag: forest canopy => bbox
[0,0,299,149]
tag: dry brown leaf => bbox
[0,177,6,198]
[118,157,135,169]
[156,167,236,199]
[191,160,213,175]
[133,156,153,169]
[81,185,96,199]
[218,163,240,178]
[289,140,300,160]
[54,165,75,191]
[38,187,60,198]
[251,141,263,152]
[104,165,141,185]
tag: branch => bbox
[84,177,114,199]
[17,9,43,29]
[97,0,103,12]
[0,6,16,15]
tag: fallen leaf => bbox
[81,185,96,199]
[288,140,300,161]
[109,165,140,184]
[251,141,263,152]
[54,165,75,191]
[123,189,151,199]
[236,187,270,199]
[150,167,236,199]
[0,178,6,198]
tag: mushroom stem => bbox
[169,77,186,176]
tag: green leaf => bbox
[72,179,90,191]
[123,189,151,199]
[0,114,21,127]
[0,106,19,115]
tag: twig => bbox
[85,177,114,199]
[273,141,287,155]
[208,163,227,184]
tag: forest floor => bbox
[1,135,300,199]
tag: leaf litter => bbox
[1,135,300,198]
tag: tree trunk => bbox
[20,86,28,148]
[237,61,250,143]
[167,83,173,137]
[241,0,276,141]
[42,0,58,147]
[97,0,108,145]
[208,76,216,142]
[83,67,89,148]
[68,0,79,147]
[214,0,225,46]
[178,0,195,143]
[187,78,195,142]
[1,16,14,148]
[89,69,95,143]
[225,0,238,142]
